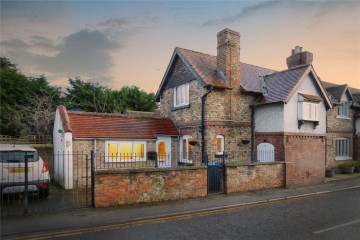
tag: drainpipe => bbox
[250,104,256,162]
[201,88,212,163]
[353,115,357,160]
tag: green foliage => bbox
[1,58,157,137]
[338,161,357,168]
[65,78,156,113]
[0,57,62,136]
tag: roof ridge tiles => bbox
[67,111,170,120]
[176,47,216,57]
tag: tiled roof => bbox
[261,65,310,104]
[325,84,347,101]
[58,107,179,139]
[176,48,276,92]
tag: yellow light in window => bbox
[108,143,118,161]
[158,142,166,160]
[120,142,132,160]
[135,143,144,158]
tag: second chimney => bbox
[217,28,240,88]
[286,46,313,69]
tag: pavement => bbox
[1,173,360,239]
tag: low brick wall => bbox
[226,162,285,193]
[95,166,207,207]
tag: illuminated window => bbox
[105,141,146,162]
[216,135,224,154]
[158,142,166,161]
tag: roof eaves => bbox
[58,105,72,133]
[155,49,179,102]
[176,48,208,88]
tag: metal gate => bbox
[206,153,226,194]
[1,151,94,217]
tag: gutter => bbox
[250,104,256,162]
[201,88,213,163]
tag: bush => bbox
[339,161,357,168]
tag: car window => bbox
[0,151,39,163]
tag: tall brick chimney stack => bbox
[217,28,241,88]
[286,46,313,69]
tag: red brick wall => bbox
[95,167,207,207]
[226,162,285,193]
[255,133,285,161]
[285,135,325,187]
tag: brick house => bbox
[321,82,360,168]
[53,105,179,189]
[155,28,359,186]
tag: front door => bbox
[156,137,171,167]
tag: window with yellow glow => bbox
[108,143,118,161]
[216,135,224,154]
[105,141,146,162]
[134,143,144,159]
[158,142,166,161]
[120,142,132,160]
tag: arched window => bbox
[158,141,166,161]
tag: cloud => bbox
[1,29,120,87]
[200,1,281,27]
[1,0,70,22]
[33,29,119,76]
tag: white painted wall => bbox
[255,103,284,132]
[356,118,360,135]
[284,75,327,134]
[53,108,73,189]
[255,74,327,134]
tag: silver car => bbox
[0,144,50,198]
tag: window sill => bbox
[336,116,351,120]
[335,156,352,161]
[172,104,190,111]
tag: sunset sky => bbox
[1,0,360,93]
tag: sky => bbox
[1,0,360,93]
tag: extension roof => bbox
[57,105,179,139]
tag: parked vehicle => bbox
[0,144,50,198]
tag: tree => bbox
[0,57,62,136]
[64,78,157,113]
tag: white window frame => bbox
[180,135,193,163]
[174,84,189,107]
[216,135,225,155]
[298,101,319,121]
[337,101,350,118]
[335,138,351,160]
[105,141,146,162]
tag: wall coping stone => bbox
[95,165,207,175]
[226,161,285,167]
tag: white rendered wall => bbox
[53,108,73,189]
[255,103,284,132]
[284,75,327,134]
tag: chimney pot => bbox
[286,46,313,68]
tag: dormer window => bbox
[174,84,189,107]
[337,101,351,118]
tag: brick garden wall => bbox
[255,133,285,161]
[285,135,325,187]
[226,162,285,193]
[94,166,207,207]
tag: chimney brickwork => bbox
[286,46,313,69]
[217,28,241,88]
